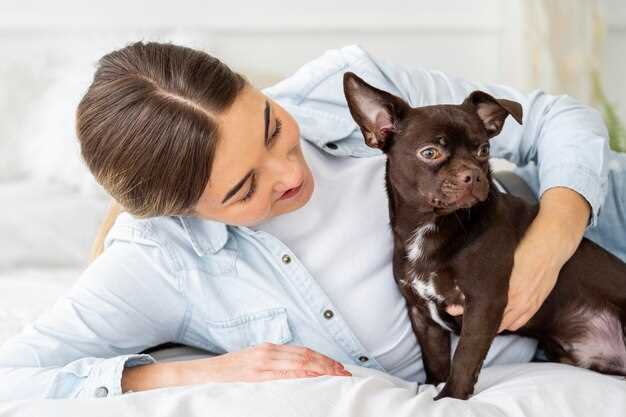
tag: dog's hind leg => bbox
[556,307,626,377]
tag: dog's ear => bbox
[464,91,523,138]
[343,72,409,151]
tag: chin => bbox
[456,197,480,209]
[432,194,484,215]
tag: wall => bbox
[0,0,623,116]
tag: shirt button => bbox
[94,386,109,398]
[358,356,369,363]
[325,142,338,149]
[323,309,334,319]
[281,254,291,264]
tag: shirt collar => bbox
[178,215,229,256]
[175,101,357,258]
[280,102,357,148]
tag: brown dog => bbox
[343,71,626,400]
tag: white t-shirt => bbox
[251,138,421,380]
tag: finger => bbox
[445,305,464,316]
[269,358,351,377]
[278,345,346,369]
[498,311,516,333]
[509,312,532,331]
[500,307,531,332]
[256,369,324,382]
[273,345,347,375]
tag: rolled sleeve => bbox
[77,354,156,398]
[528,94,611,228]
[539,161,608,227]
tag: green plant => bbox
[591,70,626,152]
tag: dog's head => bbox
[343,72,523,216]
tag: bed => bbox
[0,346,624,416]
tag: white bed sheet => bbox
[0,362,623,417]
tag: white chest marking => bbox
[405,223,436,263]
[428,301,453,331]
[410,271,444,302]
[409,270,452,331]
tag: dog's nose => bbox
[457,169,481,185]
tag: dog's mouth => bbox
[422,182,489,214]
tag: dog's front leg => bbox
[407,304,451,385]
[433,294,506,400]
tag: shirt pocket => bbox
[206,307,293,352]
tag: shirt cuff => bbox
[538,162,607,228]
[78,354,156,399]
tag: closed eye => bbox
[270,118,283,144]
[241,117,283,204]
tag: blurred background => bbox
[0,0,624,341]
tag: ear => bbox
[343,72,410,151]
[463,91,523,138]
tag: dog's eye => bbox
[419,147,442,160]
[476,143,490,158]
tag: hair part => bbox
[76,40,247,219]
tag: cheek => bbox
[416,176,442,194]
[232,201,273,226]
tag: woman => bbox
[0,41,622,400]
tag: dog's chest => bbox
[407,269,464,331]
[403,223,465,331]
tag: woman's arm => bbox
[0,239,186,400]
[497,186,591,331]
[364,46,609,329]
[0,231,350,399]
[121,342,351,393]
[268,45,610,331]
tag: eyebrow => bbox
[221,100,270,205]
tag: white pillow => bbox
[0,179,109,270]
[7,31,199,192]
[17,57,105,194]
[0,53,58,181]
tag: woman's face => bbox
[192,83,315,227]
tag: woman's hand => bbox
[496,216,566,332]
[179,342,352,384]
[445,187,591,332]
[123,342,351,392]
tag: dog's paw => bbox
[433,384,472,401]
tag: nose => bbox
[457,169,482,186]
[265,156,302,193]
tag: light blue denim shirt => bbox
[1,44,622,400]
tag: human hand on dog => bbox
[446,187,591,332]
